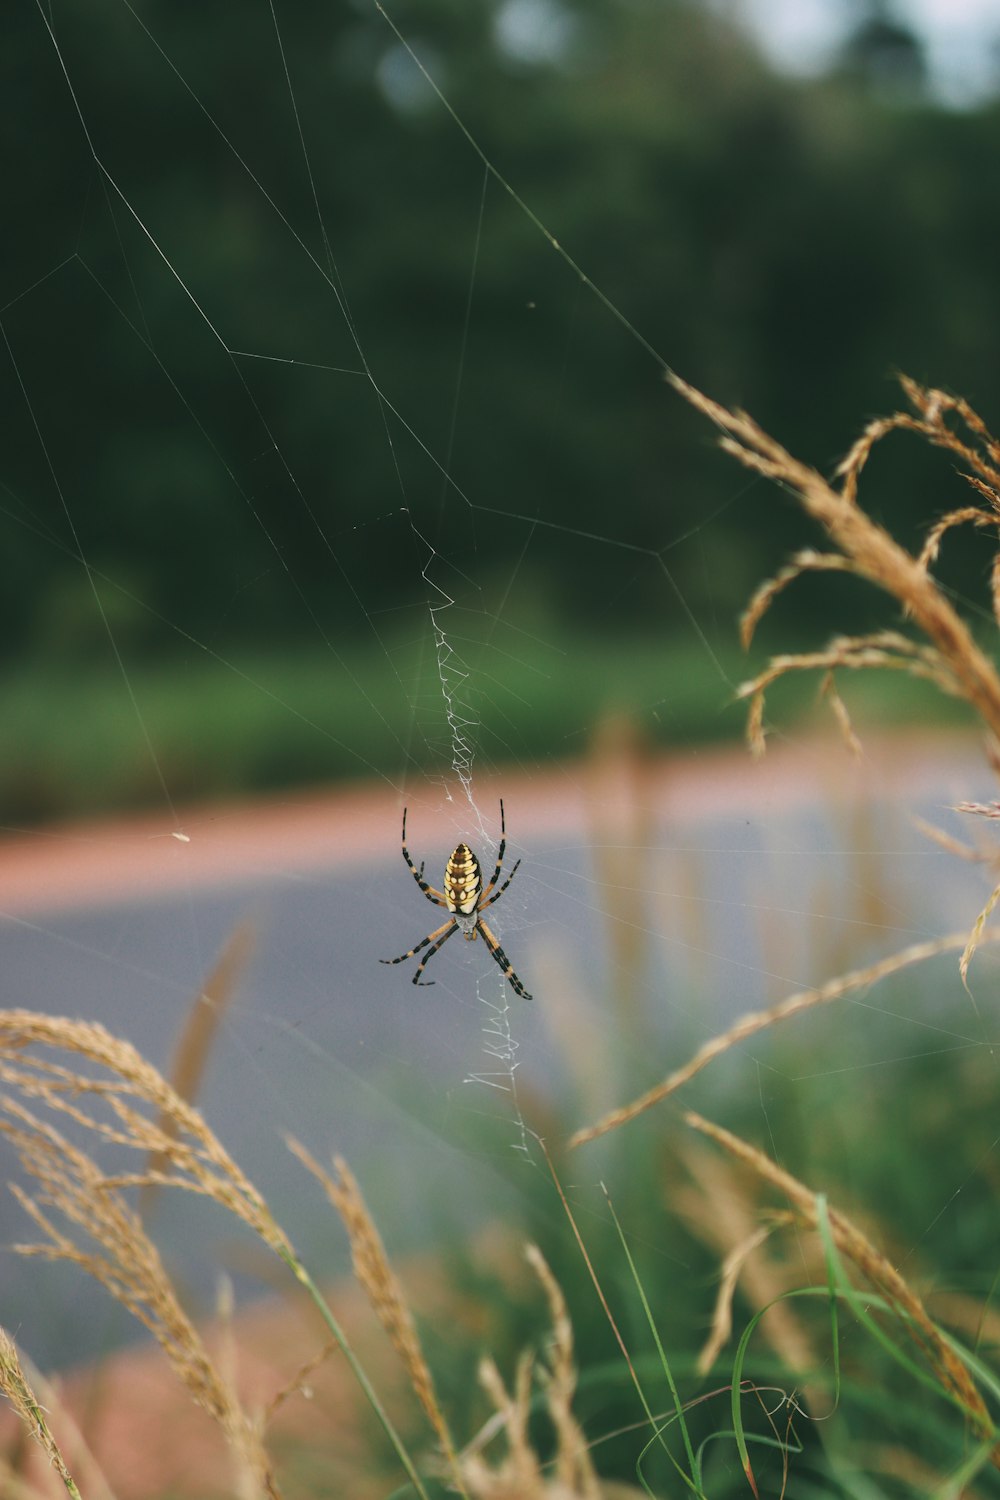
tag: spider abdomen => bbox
[445,843,482,917]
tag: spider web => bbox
[2,0,999,1447]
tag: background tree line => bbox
[4,0,1000,671]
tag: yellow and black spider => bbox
[380,800,533,1000]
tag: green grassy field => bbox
[0,629,971,826]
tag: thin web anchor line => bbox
[438,164,489,527]
[372,0,676,378]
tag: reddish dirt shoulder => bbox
[0,729,986,917]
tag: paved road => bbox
[0,733,993,1367]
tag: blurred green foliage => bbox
[3,0,1000,714]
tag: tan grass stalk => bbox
[738,633,961,757]
[990,550,1000,627]
[960,881,1000,988]
[950,805,1000,983]
[818,672,862,758]
[460,1248,602,1500]
[862,1442,989,1497]
[524,1245,601,1500]
[142,921,255,1214]
[916,507,997,573]
[917,803,1000,977]
[908,814,984,864]
[465,1354,542,1498]
[262,1337,339,1426]
[569,929,994,1149]
[0,1011,291,1257]
[958,800,1000,819]
[0,1012,289,1499]
[287,1140,463,1489]
[670,373,1000,751]
[7,1344,118,1500]
[0,1329,81,1499]
[0,1017,431,1498]
[683,1110,999,1466]
[699,1225,774,1376]
[2,1101,276,1500]
[742,551,852,649]
[585,711,655,1032]
[672,1142,807,1379]
[840,376,1000,502]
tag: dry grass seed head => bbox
[737,633,964,759]
[0,1329,81,1500]
[4,1105,276,1498]
[0,1344,119,1500]
[670,373,1000,989]
[464,1354,543,1499]
[670,373,1000,752]
[0,1015,285,1499]
[0,1012,290,1257]
[959,880,1000,990]
[916,507,998,575]
[287,1139,461,1482]
[524,1244,600,1500]
[838,376,1000,506]
[958,800,1000,820]
[460,1247,600,1500]
[741,551,852,650]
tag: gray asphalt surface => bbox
[1,739,994,1369]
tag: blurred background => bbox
[4,2,1000,1463]
[4,0,1000,822]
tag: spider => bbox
[380,800,533,1000]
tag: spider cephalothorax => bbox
[380,801,532,1000]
